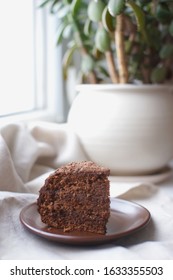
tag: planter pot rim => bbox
[76,83,173,92]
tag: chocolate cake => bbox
[37,161,110,234]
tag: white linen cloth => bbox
[0,121,173,260]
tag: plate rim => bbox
[19,198,151,245]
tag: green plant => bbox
[39,0,173,84]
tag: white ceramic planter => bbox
[68,84,173,175]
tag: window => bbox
[0,0,65,123]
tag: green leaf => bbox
[57,5,70,18]
[108,0,125,17]
[84,19,92,36]
[92,47,103,60]
[63,44,77,79]
[38,0,51,8]
[71,0,81,16]
[88,0,105,22]
[63,24,73,39]
[151,66,167,83]
[97,65,110,78]
[95,27,111,52]
[102,6,115,32]
[159,44,173,59]
[156,3,172,23]
[50,0,60,13]
[81,55,95,73]
[126,0,145,31]
[56,21,68,45]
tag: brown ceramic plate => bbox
[20,198,151,245]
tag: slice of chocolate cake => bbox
[37,161,110,234]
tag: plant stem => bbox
[105,51,119,83]
[141,57,151,83]
[115,14,128,83]
[87,72,98,84]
